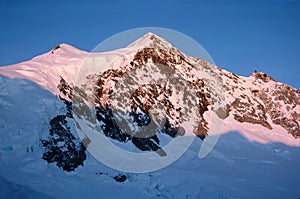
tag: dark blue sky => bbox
[0,0,299,89]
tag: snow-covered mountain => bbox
[0,33,299,198]
[1,33,299,145]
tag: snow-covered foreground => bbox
[0,75,299,199]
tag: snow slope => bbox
[0,44,87,94]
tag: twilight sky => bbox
[0,0,299,89]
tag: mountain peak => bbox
[49,43,85,55]
[127,32,175,50]
[142,32,159,38]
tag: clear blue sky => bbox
[0,0,299,89]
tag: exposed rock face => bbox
[42,78,87,171]
[258,84,300,138]
[49,40,224,158]
[223,70,300,138]
[57,77,73,100]
[92,47,214,150]
[230,96,272,129]
[42,115,87,172]
[132,47,184,66]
